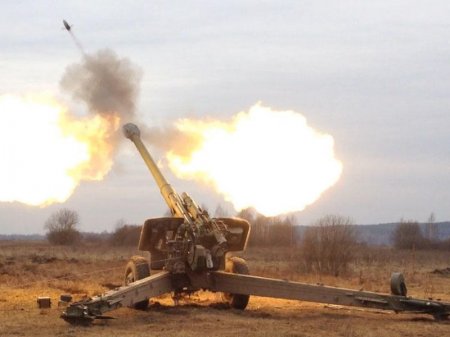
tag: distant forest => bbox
[295,222,450,246]
[2,221,450,247]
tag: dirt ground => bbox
[1,241,450,337]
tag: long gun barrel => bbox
[123,123,192,222]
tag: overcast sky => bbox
[1,1,449,234]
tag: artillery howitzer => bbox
[62,123,450,323]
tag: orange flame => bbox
[166,104,343,216]
[0,94,119,206]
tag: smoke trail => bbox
[68,31,86,56]
[60,48,142,144]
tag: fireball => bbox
[166,104,343,216]
[0,94,118,206]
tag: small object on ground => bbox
[59,294,73,307]
[60,294,73,302]
[431,267,450,276]
[37,297,51,309]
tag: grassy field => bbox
[1,241,450,336]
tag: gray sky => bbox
[1,1,449,234]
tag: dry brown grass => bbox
[244,246,450,299]
[1,241,450,337]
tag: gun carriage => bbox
[62,123,450,323]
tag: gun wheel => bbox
[222,257,250,310]
[124,255,151,310]
[390,272,407,296]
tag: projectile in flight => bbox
[63,20,72,31]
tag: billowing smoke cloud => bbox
[0,49,143,207]
[60,48,142,144]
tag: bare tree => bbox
[236,207,257,223]
[45,208,81,245]
[109,220,141,246]
[392,219,424,250]
[425,212,437,241]
[268,216,296,247]
[302,215,357,276]
[237,208,296,247]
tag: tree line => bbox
[44,207,450,276]
[392,217,450,250]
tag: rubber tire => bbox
[390,272,407,296]
[124,255,151,310]
[222,257,250,310]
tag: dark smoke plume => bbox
[60,48,142,122]
[59,49,193,157]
